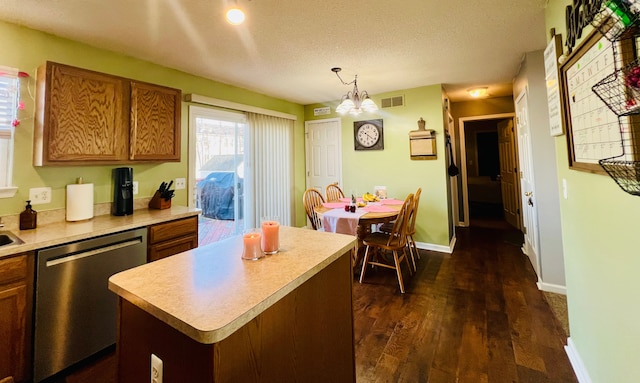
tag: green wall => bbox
[546,1,640,382]
[305,85,450,247]
[0,20,308,227]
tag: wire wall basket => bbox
[598,116,640,195]
[599,157,640,195]
[592,58,640,116]
[591,0,640,41]
[587,2,640,195]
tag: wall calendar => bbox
[560,30,628,174]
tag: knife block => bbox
[149,191,171,210]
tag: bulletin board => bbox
[560,30,624,174]
[545,34,565,137]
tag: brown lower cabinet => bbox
[147,216,199,262]
[0,252,34,383]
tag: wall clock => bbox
[354,119,384,151]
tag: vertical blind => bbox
[245,113,294,227]
[0,66,18,188]
[0,66,19,139]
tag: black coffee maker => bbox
[112,167,133,216]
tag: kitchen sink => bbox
[0,231,24,247]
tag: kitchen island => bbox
[108,226,357,383]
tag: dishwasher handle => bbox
[45,238,143,267]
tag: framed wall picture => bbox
[354,119,384,151]
[545,33,565,137]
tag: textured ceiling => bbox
[0,0,549,104]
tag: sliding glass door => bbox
[189,106,246,245]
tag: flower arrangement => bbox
[625,65,640,89]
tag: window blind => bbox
[245,113,294,227]
[0,66,19,139]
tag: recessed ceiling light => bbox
[468,87,488,98]
[226,7,245,25]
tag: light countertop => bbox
[0,205,201,258]
[108,226,356,344]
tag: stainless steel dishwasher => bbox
[33,227,147,382]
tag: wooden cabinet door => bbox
[0,285,28,382]
[148,235,199,262]
[34,62,129,165]
[147,216,198,262]
[130,82,181,161]
[0,254,33,383]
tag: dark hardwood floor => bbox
[353,223,577,382]
[45,220,576,383]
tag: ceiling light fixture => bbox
[225,0,247,25]
[331,67,378,115]
[468,87,488,98]
[226,8,245,24]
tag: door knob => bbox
[524,191,533,197]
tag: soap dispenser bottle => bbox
[20,200,37,230]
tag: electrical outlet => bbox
[175,178,186,190]
[133,181,139,195]
[151,354,163,383]
[29,187,52,205]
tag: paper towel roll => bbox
[66,183,94,221]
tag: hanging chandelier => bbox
[331,67,378,115]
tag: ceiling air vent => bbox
[380,95,404,108]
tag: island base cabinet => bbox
[117,251,355,383]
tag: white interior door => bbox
[515,89,541,277]
[305,118,342,193]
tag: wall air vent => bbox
[380,96,404,108]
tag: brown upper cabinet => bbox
[34,61,181,166]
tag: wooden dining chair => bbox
[403,187,422,271]
[325,182,345,201]
[359,193,414,293]
[303,188,326,230]
[379,187,422,272]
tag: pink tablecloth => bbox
[322,208,365,236]
[323,202,347,209]
[339,197,363,203]
[361,205,397,213]
[380,198,404,205]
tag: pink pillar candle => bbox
[261,220,280,254]
[242,232,264,260]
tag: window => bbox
[0,66,19,196]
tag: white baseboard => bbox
[415,235,455,254]
[565,337,592,383]
[537,281,567,295]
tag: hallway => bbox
[353,222,576,382]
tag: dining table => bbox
[314,197,404,271]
